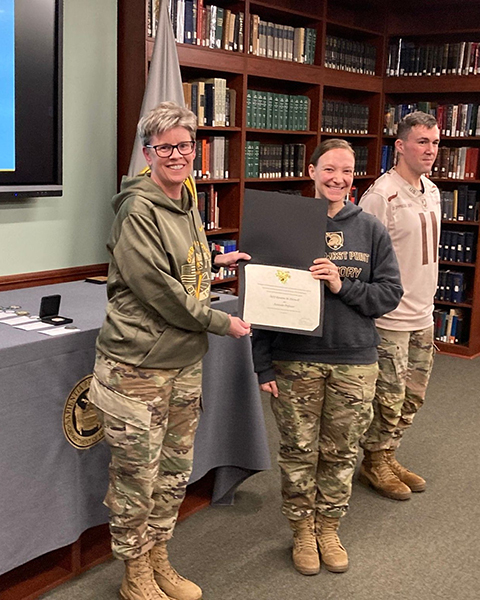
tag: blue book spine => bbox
[450,271,465,303]
[184,1,194,43]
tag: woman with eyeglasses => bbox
[89,101,250,600]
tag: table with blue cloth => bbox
[0,281,270,576]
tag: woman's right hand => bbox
[227,315,251,338]
[260,380,279,398]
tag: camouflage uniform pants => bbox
[272,360,378,520]
[89,352,202,560]
[361,326,435,452]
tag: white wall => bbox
[0,0,117,277]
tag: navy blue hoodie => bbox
[252,202,403,384]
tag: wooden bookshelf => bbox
[117,1,480,355]
[384,2,480,357]
[118,0,388,292]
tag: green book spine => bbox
[293,95,300,131]
[246,90,252,128]
[284,94,290,130]
[246,141,252,178]
[279,94,286,130]
[215,7,224,49]
[303,96,309,131]
[265,92,272,130]
[260,91,267,129]
[253,141,260,178]
[252,90,258,129]
[272,93,279,130]
[307,28,311,65]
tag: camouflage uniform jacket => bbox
[252,202,403,383]
[96,173,230,369]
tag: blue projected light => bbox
[0,0,15,172]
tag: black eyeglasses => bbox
[145,141,196,158]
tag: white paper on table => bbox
[0,313,19,321]
[39,326,81,336]
[243,264,320,331]
[1,316,38,326]
[15,321,54,331]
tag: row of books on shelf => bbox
[245,142,306,179]
[249,15,316,64]
[380,145,480,180]
[436,269,466,304]
[322,101,370,135]
[166,1,244,52]
[384,103,480,138]
[440,186,479,222]
[246,91,310,131]
[439,230,476,263]
[434,308,466,344]
[432,147,480,181]
[324,35,377,75]
[193,137,229,180]
[198,184,218,230]
[183,79,236,127]
[352,146,368,176]
[209,239,237,280]
[387,39,480,77]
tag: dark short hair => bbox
[309,138,355,167]
[397,111,438,141]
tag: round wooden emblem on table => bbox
[63,375,104,449]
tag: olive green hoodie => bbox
[96,174,230,369]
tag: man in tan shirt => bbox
[358,111,441,500]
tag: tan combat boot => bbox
[150,542,202,600]
[359,450,412,501]
[385,449,426,492]
[316,514,349,573]
[120,553,170,600]
[289,515,320,575]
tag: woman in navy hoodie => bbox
[252,139,403,575]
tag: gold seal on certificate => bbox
[242,264,321,332]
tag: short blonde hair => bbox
[309,139,355,167]
[137,101,197,146]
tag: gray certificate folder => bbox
[238,189,328,336]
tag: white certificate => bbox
[242,264,321,332]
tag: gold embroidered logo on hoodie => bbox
[182,241,211,300]
[326,231,344,250]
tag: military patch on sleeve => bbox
[63,375,104,449]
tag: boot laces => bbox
[321,528,344,551]
[153,548,185,585]
[129,556,168,600]
[160,564,184,585]
[294,529,317,552]
[131,553,153,576]
[377,458,399,483]
[388,454,411,476]
[139,578,168,600]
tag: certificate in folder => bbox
[238,189,328,336]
